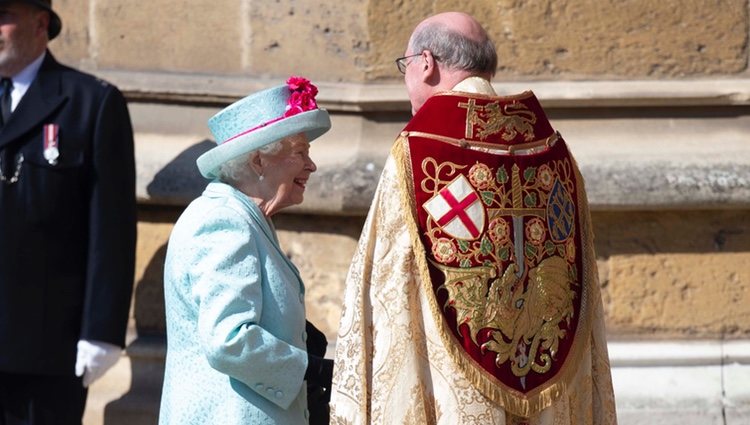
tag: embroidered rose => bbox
[432,238,457,264]
[284,76,319,117]
[488,218,510,244]
[538,164,554,190]
[468,163,493,189]
[525,218,546,245]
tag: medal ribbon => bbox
[43,124,59,164]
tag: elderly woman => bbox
[159,77,333,425]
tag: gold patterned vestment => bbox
[330,78,617,425]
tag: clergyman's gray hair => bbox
[409,22,497,75]
[216,139,284,185]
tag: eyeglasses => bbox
[395,54,421,74]
[395,52,441,74]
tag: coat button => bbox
[255,383,264,391]
[275,390,284,399]
[304,409,310,420]
[302,331,308,342]
[266,387,275,396]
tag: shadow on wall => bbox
[146,140,215,205]
[103,243,168,425]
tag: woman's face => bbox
[258,133,317,215]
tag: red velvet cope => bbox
[404,92,584,394]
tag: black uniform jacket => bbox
[0,52,136,376]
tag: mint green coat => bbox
[159,182,310,424]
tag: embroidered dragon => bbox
[433,255,577,377]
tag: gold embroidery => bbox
[431,255,576,378]
[330,134,617,423]
[406,130,558,154]
[459,99,537,141]
[403,136,601,417]
[420,157,467,195]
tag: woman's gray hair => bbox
[409,22,497,75]
[216,139,284,185]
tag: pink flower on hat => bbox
[284,76,319,117]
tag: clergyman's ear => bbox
[421,50,439,82]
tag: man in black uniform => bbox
[0,1,136,424]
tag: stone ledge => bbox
[136,133,750,213]
[612,363,750,425]
[91,68,750,110]
[580,161,750,211]
[610,341,750,424]
[608,340,750,367]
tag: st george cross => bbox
[423,174,486,240]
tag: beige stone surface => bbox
[274,214,365,341]
[592,210,750,260]
[248,0,369,81]
[481,0,749,78]
[363,0,432,80]
[593,210,750,338]
[82,356,133,425]
[94,0,243,73]
[365,0,749,80]
[133,207,182,336]
[48,0,91,67]
[606,252,750,338]
[53,0,749,80]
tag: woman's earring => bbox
[258,175,264,181]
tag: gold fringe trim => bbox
[390,136,596,418]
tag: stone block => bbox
[136,134,212,207]
[607,342,750,424]
[248,0,369,81]
[593,209,750,338]
[608,340,722,367]
[612,365,725,424]
[724,360,750,424]
[99,337,164,425]
[605,252,750,338]
[44,0,750,81]
[94,0,243,73]
[470,0,747,78]
[363,0,434,80]
[274,214,364,340]
[82,354,134,425]
[48,0,90,67]
[133,213,180,336]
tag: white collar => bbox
[451,76,496,96]
[8,51,46,111]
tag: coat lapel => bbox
[0,52,68,151]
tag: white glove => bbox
[75,339,122,387]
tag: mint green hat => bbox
[197,77,331,179]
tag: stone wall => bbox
[53,0,749,81]
[41,0,750,424]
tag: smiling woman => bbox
[159,77,334,425]
[217,132,318,217]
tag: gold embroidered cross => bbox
[458,98,483,139]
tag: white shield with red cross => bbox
[423,174,486,240]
